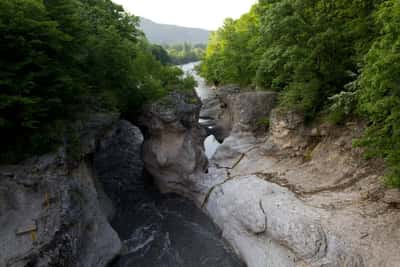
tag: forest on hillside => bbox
[0,0,196,162]
[200,0,400,187]
[139,17,210,45]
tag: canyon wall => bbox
[0,114,144,267]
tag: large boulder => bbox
[269,108,308,150]
[140,92,208,198]
[228,91,278,135]
[200,88,278,141]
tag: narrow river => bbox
[180,61,215,101]
[110,63,242,267]
[181,62,221,159]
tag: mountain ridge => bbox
[140,17,210,45]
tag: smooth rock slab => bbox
[205,176,327,267]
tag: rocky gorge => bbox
[1,62,400,267]
[0,108,243,266]
[140,64,400,266]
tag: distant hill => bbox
[140,17,210,45]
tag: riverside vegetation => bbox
[1,0,399,182]
[0,0,196,162]
[200,0,400,187]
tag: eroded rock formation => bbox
[142,90,400,267]
[140,92,208,199]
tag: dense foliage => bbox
[356,0,400,187]
[200,0,400,186]
[201,5,262,86]
[164,43,206,65]
[0,0,195,161]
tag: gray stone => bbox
[0,115,148,267]
[227,91,277,134]
[0,156,122,267]
[269,108,308,150]
[382,189,400,205]
[202,89,278,141]
[140,92,208,198]
[94,121,144,204]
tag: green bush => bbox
[327,90,358,125]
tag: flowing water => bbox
[181,62,221,159]
[180,61,216,101]
[110,183,243,267]
[110,63,242,267]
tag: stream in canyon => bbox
[110,63,242,267]
[181,62,221,159]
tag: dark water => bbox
[110,175,244,267]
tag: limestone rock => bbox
[140,92,208,198]
[269,108,307,150]
[227,91,277,135]
[200,89,278,141]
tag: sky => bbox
[112,0,258,30]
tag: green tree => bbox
[256,0,379,119]
[200,5,262,86]
[0,0,83,158]
[356,0,400,187]
[164,43,206,65]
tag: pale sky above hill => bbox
[112,0,258,30]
